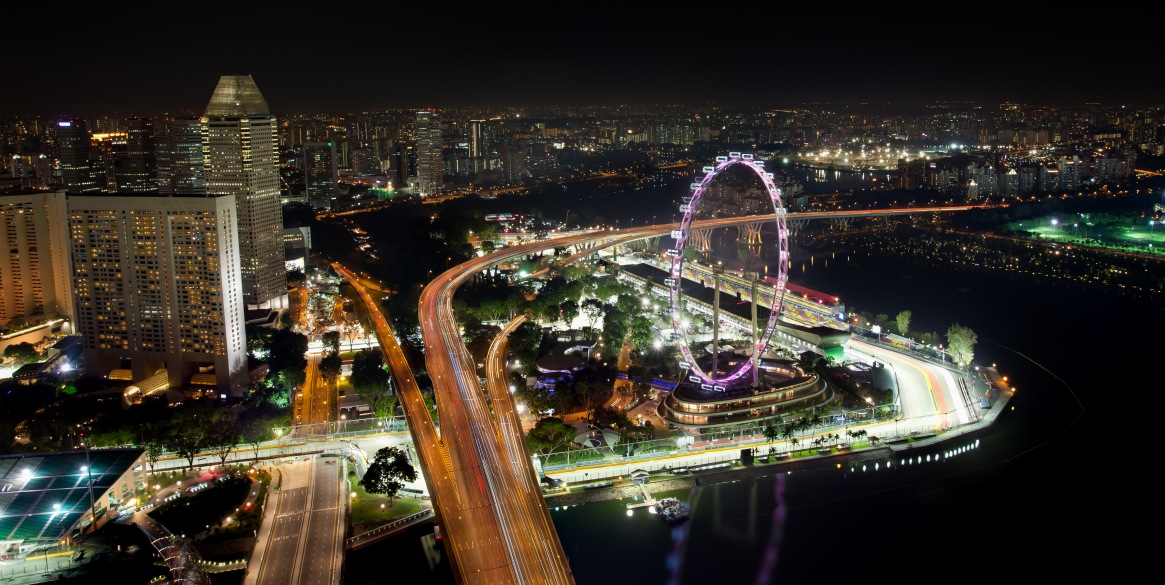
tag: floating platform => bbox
[658,497,689,525]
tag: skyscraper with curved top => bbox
[202,75,286,310]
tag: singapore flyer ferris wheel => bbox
[667,153,789,389]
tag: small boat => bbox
[658,497,689,525]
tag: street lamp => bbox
[45,505,61,574]
[82,439,97,533]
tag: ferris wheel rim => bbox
[668,154,790,388]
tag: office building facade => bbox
[56,119,101,194]
[121,118,158,193]
[156,117,207,196]
[414,110,443,197]
[303,141,337,210]
[202,75,286,310]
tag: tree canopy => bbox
[360,446,417,502]
[3,342,38,365]
[895,310,912,337]
[525,417,577,454]
[350,349,389,403]
[268,329,308,378]
[946,324,978,367]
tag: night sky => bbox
[3,3,1160,117]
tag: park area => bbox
[346,472,428,536]
[1014,214,1165,256]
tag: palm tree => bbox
[763,423,780,455]
[796,418,812,441]
[809,412,822,430]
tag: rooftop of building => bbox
[0,448,146,543]
[203,75,271,118]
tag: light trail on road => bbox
[335,263,517,584]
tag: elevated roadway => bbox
[422,270,575,583]
[334,263,518,585]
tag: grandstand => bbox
[0,449,146,560]
[644,257,847,328]
[617,262,851,364]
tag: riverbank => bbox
[543,445,896,508]
[545,366,1013,508]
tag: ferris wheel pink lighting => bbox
[668,153,789,388]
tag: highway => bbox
[300,354,331,427]
[484,316,548,467]
[421,266,575,584]
[249,457,346,585]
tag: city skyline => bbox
[3,5,1162,117]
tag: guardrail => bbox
[344,509,435,550]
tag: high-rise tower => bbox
[0,191,74,328]
[469,119,487,158]
[56,119,101,193]
[67,193,248,397]
[122,118,158,193]
[156,117,207,196]
[201,75,286,310]
[303,141,338,211]
[414,110,443,197]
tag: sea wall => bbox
[543,447,897,507]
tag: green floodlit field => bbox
[1118,228,1165,245]
[1027,223,1165,256]
[1028,225,1072,240]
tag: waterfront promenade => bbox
[541,366,1013,508]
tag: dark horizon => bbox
[3,5,1162,118]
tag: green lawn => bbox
[347,477,425,532]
